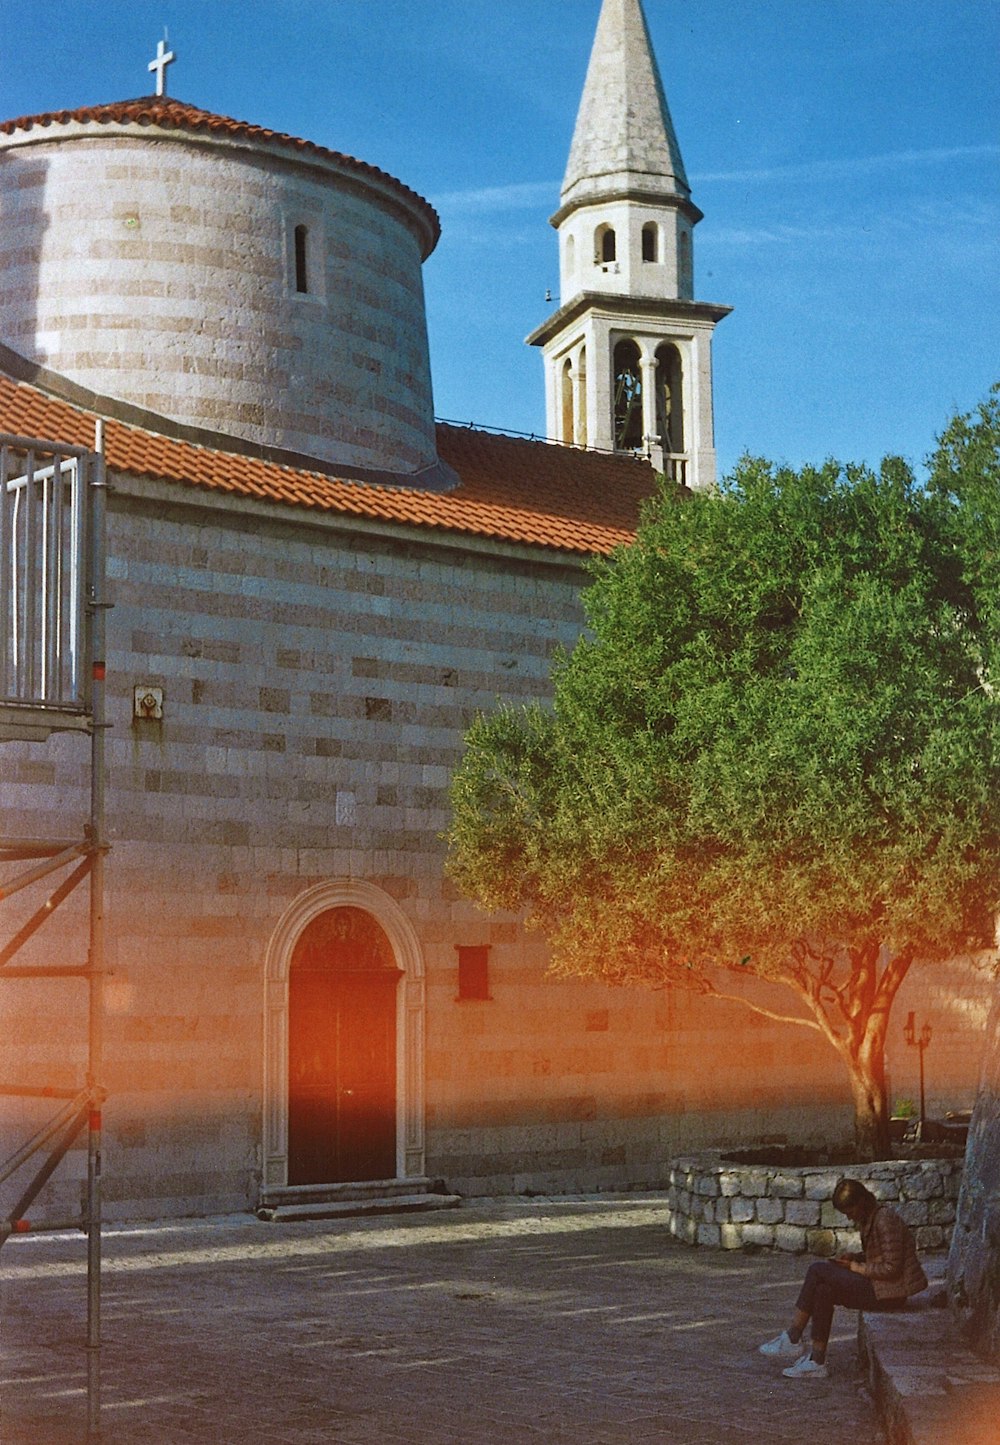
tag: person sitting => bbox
[758,1176,928,1379]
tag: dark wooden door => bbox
[287,908,401,1185]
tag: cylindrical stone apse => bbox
[0,98,442,475]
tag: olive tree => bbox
[448,420,1000,1159]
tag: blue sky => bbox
[1,1,997,479]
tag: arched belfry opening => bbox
[262,879,426,1195]
[561,357,575,445]
[287,906,401,1184]
[613,339,643,451]
[655,342,684,462]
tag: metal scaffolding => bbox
[0,426,108,1438]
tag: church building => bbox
[0,0,983,1224]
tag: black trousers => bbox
[795,1260,900,1344]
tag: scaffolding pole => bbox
[86,424,107,1437]
[0,426,109,1440]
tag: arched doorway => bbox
[287,906,401,1184]
[262,879,426,1193]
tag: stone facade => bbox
[1,469,889,1222]
[666,1151,963,1253]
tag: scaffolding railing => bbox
[0,426,108,1439]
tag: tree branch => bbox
[703,986,823,1031]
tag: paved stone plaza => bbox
[0,1195,882,1444]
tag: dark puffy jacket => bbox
[859,1204,928,1300]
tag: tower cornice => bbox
[550,186,703,231]
[527,293,733,350]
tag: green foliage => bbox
[451,442,999,970]
[446,393,1000,1153]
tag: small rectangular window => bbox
[294,224,309,293]
[456,945,491,1001]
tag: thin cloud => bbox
[693,144,999,185]
[431,180,558,214]
[429,144,997,215]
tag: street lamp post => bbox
[903,1011,932,1140]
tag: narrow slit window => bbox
[642,223,658,262]
[294,224,309,293]
[456,945,491,1001]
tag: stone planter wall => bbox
[667,1152,963,1253]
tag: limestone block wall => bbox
[0,478,990,1221]
[886,957,997,1120]
[0,126,437,473]
[667,1152,963,1254]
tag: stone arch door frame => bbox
[262,879,425,1191]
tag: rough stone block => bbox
[768,1172,805,1199]
[928,1198,956,1226]
[756,1197,784,1225]
[739,1171,769,1198]
[865,1177,900,1201]
[785,1199,821,1227]
[915,1225,946,1251]
[719,1223,744,1250]
[696,1175,720,1197]
[896,1200,929,1227]
[775,1224,808,1253]
[719,1171,742,1197]
[741,1223,776,1249]
[730,1196,755,1224]
[697,1222,721,1248]
[678,1215,698,1245]
[901,1170,943,1201]
[807,1228,837,1257]
[804,1171,840,1200]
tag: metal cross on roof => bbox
[147,37,176,97]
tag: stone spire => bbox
[561,0,690,213]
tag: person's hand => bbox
[833,1255,853,1269]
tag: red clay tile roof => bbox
[0,371,654,556]
[0,97,440,254]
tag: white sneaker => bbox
[782,1353,828,1379]
[758,1330,802,1358]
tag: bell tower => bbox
[528,0,731,488]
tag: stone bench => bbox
[859,1266,1000,1445]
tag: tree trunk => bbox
[847,1052,890,1161]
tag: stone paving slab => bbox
[0,1194,881,1444]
